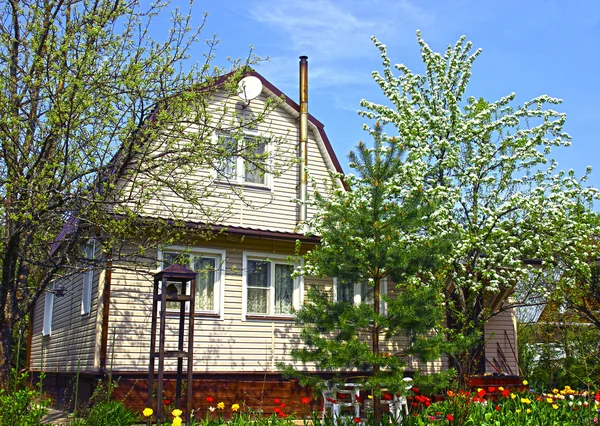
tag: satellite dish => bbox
[237,76,263,102]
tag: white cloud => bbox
[244,0,437,110]
[250,0,435,57]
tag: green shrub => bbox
[85,399,139,426]
[0,371,48,426]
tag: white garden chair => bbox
[321,382,361,425]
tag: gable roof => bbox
[50,69,341,252]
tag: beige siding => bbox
[28,81,460,378]
[30,245,103,373]
[484,308,519,375]
[120,90,339,233]
[105,238,324,372]
[103,240,444,375]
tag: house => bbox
[27,59,519,417]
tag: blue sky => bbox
[169,0,599,193]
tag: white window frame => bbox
[81,239,95,316]
[333,277,387,313]
[159,246,226,319]
[242,252,303,320]
[43,286,55,336]
[213,132,272,188]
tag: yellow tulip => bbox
[143,408,153,417]
[171,409,182,417]
[232,403,240,412]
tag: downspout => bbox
[298,56,309,229]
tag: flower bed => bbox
[139,383,600,425]
[402,382,600,425]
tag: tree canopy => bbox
[0,0,281,382]
[358,31,599,378]
[285,123,457,423]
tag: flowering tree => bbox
[286,123,458,424]
[0,0,284,383]
[359,31,599,380]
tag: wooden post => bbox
[148,264,197,423]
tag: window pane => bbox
[163,252,190,268]
[274,264,294,314]
[336,280,355,304]
[361,282,374,306]
[195,257,216,311]
[247,260,269,287]
[217,135,237,179]
[247,288,269,313]
[244,139,265,184]
[43,291,54,336]
[82,240,95,315]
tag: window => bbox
[161,248,225,316]
[43,287,54,336]
[81,240,95,315]
[243,252,302,317]
[334,278,386,309]
[216,133,268,186]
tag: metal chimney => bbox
[298,56,308,226]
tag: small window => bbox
[162,248,224,316]
[81,240,95,315]
[243,253,301,317]
[43,288,54,336]
[216,133,268,186]
[335,279,385,310]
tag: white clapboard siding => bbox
[104,239,318,372]
[30,244,103,373]
[117,90,339,233]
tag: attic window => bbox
[216,133,269,187]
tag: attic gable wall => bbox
[118,89,338,234]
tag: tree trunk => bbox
[373,276,381,425]
[0,318,14,387]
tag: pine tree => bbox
[285,123,457,424]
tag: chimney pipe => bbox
[298,56,308,227]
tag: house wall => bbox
[101,236,444,376]
[29,239,446,378]
[484,307,519,375]
[30,243,103,373]
[124,90,336,233]
[105,237,316,372]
